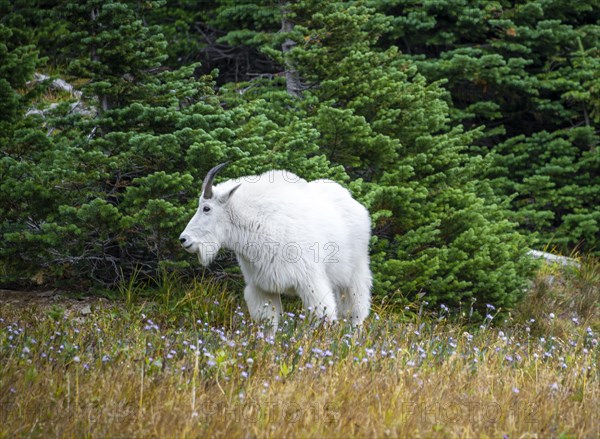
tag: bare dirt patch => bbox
[0,289,111,317]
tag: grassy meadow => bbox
[1,260,598,438]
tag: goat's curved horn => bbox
[202,162,229,199]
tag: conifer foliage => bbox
[7,0,596,316]
[372,0,600,255]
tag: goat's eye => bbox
[203,205,211,213]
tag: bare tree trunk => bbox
[281,4,302,98]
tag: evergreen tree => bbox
[0,1,43,149]
[371,0,600,254]
[1,0,536,317]
[0,2,51,284]
[147,0,282,84]
[0,0,337,286]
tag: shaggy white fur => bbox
[180,169,372,330]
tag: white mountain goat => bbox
[179,163,372,330]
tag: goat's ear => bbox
[223,183,241,202]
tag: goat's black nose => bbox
[179,237,187,243]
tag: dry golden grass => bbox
[1,260,598,438]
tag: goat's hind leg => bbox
[337,262,372,326]
[297,278,338,323]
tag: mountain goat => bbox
[179,163,372,330]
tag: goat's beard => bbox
[196,240,221,267]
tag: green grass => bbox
[0,260,598,438]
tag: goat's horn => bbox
[202,162,229,199]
